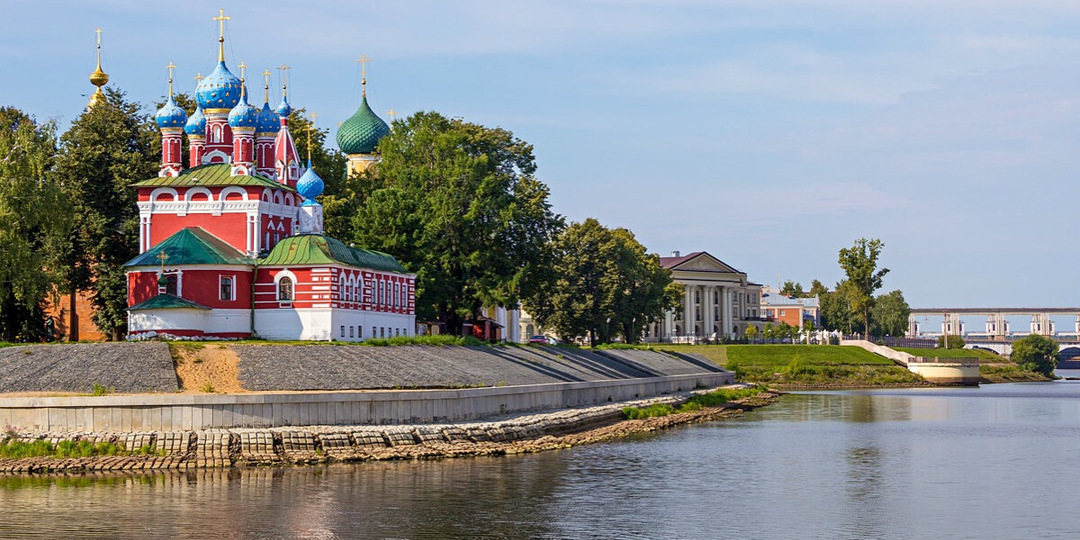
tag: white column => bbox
[722,287,733,336]
[664,309,674,341]
[703,286,714,339]
[683,286,694,337]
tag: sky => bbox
[2,0,1080,309]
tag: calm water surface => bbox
[2,380,1079,539]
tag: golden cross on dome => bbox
[278,64,291,96]
[194,72,203,85]
[214,9,230,62]
[166,61,177,96]
[262,69,272,103]
[357,55,369,97]
[95,27,102,47]
[387,108,396,122]
[157,251,169,273]
[307,112,319,162]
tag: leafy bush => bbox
[937,335,965,349]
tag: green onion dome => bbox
[336,96,390,155]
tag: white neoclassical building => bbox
[645,251,762,342]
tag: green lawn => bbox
[654,344,924,387]
[895,347,1006,361]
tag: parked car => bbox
[528,335,550,344]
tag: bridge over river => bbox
[908,307,1080,362]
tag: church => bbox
[125,13,415,341]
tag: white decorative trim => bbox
[150,187,179,202]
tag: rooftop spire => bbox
[166,61,176,97]
[357,55,369,98]
[307,112,319,162]
[262,69,271,103]
[213,8,230,63]
[88,28,109,108]
[238,61,248,99]
[278,64,291,98]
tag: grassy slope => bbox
[895,347,1004,361]
[895,346,1051,382]
[657,344,924,388]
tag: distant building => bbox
[758,286,819,330]
[645,251,762,342]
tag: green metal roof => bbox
[132,163,296,192]
[124,227,253,267]
[128,293,210,311]
[259,234,407,273]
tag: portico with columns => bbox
[647,251,761,343]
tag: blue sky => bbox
[4,0,1080,308]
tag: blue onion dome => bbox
[184,106,207,136]
[336,96,390,154]
[195,61,242,110]
[297,159,324,204]
[154,95,188,129]
[228,92,258,129]
[256,101,280,134]
[275,95,292,118]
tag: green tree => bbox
[744,324,758,343]
[818,281,857,334]
[780,280,804,297]
[524,219,676,346]
[349,111,562,335]
[763,322,775,341]
[870,289,910,338]
[937,334,964,349]
[838,238,889,340]
[808,279,829,297]
[1011,334,1058,377]
[0,107,71,341]
[52,88,158,340]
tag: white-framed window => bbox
[340,325,345,338]
[219,275,235,301]
[349,326,354,338]
[275,271,297,302]
[339,275,347,302]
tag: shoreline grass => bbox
[623,386,763,419]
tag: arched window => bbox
[278,276,294,301]
[339,275,347,302]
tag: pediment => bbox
[673,252,741,274]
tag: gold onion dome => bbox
[88,28,109,108]
[90,66,108,87]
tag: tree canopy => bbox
[52,88,158,340]
[838,238,889,340]
[524,218,678,346]
[780,280,805,297]
[870,289,910,338]
[1011,334,1058,377]
[347,111,563,335]
[0,107,71,341]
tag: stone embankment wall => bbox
[0,390,784,475]
[0,372,731,432]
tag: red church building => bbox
[125,16,415,341]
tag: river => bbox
[1,378,1078,539]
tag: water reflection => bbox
[2,383,1079,539]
